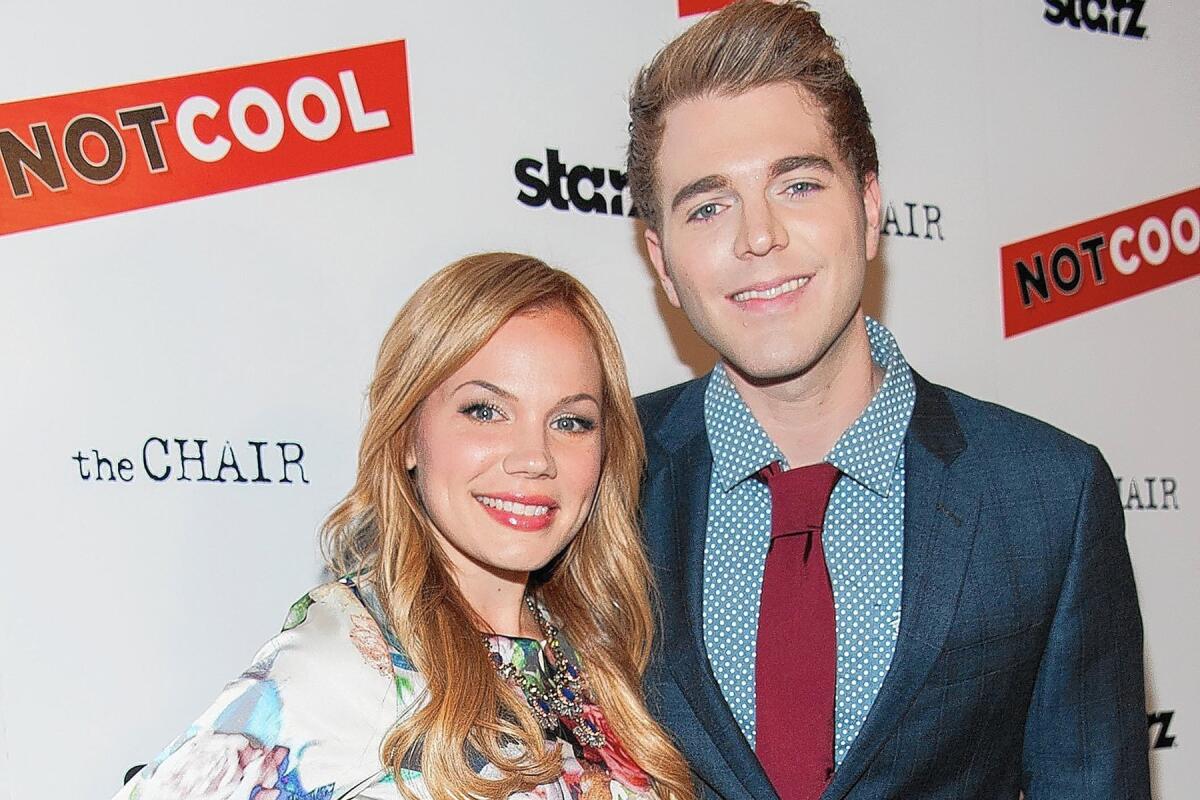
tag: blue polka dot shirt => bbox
[701,317,916,767]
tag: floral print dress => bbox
[114,578,657,800]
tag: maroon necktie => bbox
[755,461,841,800]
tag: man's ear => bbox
[644,227,681,308]
[861,172,882,262]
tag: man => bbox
[628,2,1150,799]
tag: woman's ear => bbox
[404,408,422,473]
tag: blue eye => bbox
[785,181,819,197]
[688,202,721,222]
[460,401,503,422]
[552,415,596,433]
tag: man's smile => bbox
[729,275,812,305]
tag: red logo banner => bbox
[0,40,412,237]
[1000,187,1200,337]
[679,0,736,16]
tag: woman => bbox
[116,253,695,800]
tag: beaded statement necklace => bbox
[483,595,607,749]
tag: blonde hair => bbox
[627,0,878,231]
[323,253,695,800]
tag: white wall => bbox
[0,2,1194,797]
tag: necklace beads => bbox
[484,595,607,749]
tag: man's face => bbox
[645,82,881,383]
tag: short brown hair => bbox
[627,0,878,231]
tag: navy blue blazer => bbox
[636,373,1149,800]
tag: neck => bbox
[452,559,540,639]
[725,312,882,468]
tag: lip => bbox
[727,274,813,311]
[473,492,559,532]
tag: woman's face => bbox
[407,305,604,586]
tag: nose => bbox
[735,193,789,258]
[502,425,556,479]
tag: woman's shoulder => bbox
[286,576,428,721]
[275,578,398,676]
[114,578,414,800]
[291,576,420,676]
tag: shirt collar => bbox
[826,318,916,497]
[702,317,916,497]
[704,363,785,492]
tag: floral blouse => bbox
[114,578,657,800]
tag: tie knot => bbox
[759,461,841,539]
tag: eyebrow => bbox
[453,380,515,400]
[769,154,835,180]
[558,392,601,407]
[669,175,730,214]
[668,154,837,214]
[453,381,600,408]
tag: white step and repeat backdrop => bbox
[0,1,1195,797]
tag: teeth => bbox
[732,277,809,303]
[476,496,550,517]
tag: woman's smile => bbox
[474,493,559,531]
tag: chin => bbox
[728,350,818,383]
[481,548,558,576]
[711,328,806,376]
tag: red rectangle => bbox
[1000,187,1200,337]
[0,40,412,237]
[679,0,736,16]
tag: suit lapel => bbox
[646,379,776,800]
[823,375,981,799]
